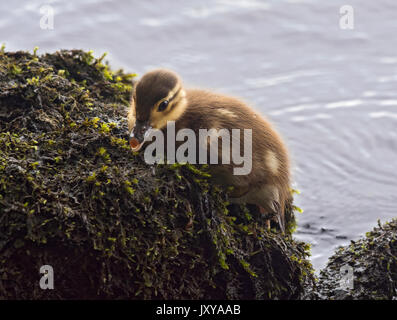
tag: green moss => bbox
[314,219,397,300]
[0,49,314,300]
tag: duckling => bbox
[127,69,291,232]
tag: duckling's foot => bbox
[258,204,285,233]
[272,200,285,234]
[258,206,271,230]
[185,217,193,230]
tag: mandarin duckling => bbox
[127,69,291,232]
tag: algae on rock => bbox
[0,49,314,299]
[314,219,397,300]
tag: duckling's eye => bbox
[158,100,169,112]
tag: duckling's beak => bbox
[129,120,152,152]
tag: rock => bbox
[314,219,397,300]
[0,49,314,299]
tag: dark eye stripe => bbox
[168,87,181,104]
[155,87,182,112]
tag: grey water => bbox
[1,0,396,271]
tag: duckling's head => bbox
[129,69,187,151]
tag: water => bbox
[1,0,397,271]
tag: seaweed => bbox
[313,219,397,300]
[0,48,314,299]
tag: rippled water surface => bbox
[2,0,397,270]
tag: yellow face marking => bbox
[153,83,181,111]
[149,86,187,129]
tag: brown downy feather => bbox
[128,69,292,232]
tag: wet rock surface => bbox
[313,219,397,300]
[1,49,395,300]
[0,49,314,299]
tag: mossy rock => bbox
[314,219,397,300]
[0,48,314,299]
